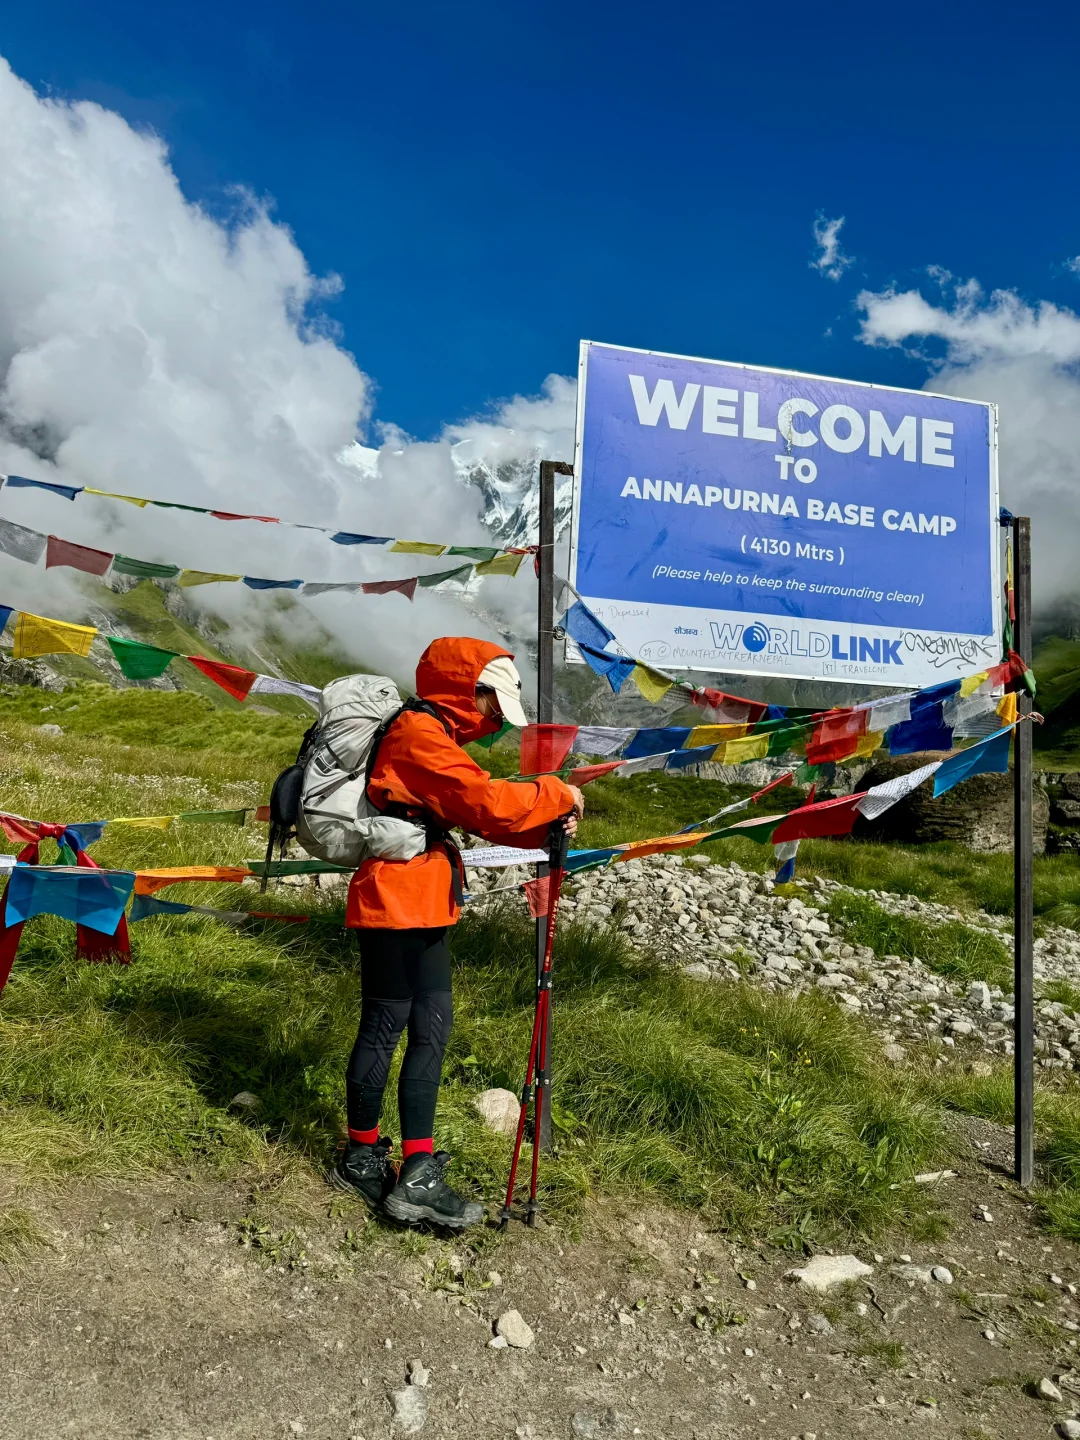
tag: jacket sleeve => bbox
[373,716,577,848]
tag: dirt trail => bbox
[3,1116,1079,1438]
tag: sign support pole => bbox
[534,458,572,1152]
[1013,514,1034,1187]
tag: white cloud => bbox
[857,274,1080,609]
[810,213,854,282]
[0,57,574,686]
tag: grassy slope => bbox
[4,687,1080,1240]
[1032,635,1080,768]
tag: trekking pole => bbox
[499,815,572,1228]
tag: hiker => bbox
[333,637,583,1228]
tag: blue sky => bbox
[5,0,1079,440]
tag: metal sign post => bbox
[1013,515,1034,1187]
[534,458,573,1152]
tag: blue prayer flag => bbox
[129,892,193,923]
[775,856,797,884]
[63,822,108,851]
[5,866,135,935]
[566,848,620,873]
[765,704,787,721]
[578,643,636,694]
[933,727,1013,797]
[666,744,718,770]
[330,532,393,545]
[243,577,304,590]
[0,605,11,637]
[561,601,616,653]
[5,475,82,501]
[623,727,692,760]
[887,708,954,755]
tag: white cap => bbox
[476,655,528,727]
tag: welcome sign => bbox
[569,341,1001,688]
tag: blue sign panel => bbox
[570,342,1000,688]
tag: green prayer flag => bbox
[474,719,513,750]
[107,636,178,680]
[152,502,212,514]
[767,724,807,758]
[178,809,248,825]
[246,858,354,877]
[417,565,473,588]
[447,546,500,562]
[706,814,784,845]
[111,554,182,580]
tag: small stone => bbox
[229,1091,260,1111]
[682,962,712,980]
[806,1312,834,1334]
[1051,1274,1065,1287]
[406,1359,430,1388]
[36,722,63,736]
[976,1207,994,1223]
[931,1266,954,1285]
[743,1347,755,1357]
[289,1425,305,1437]
[891,1264,934,1284]
[967,980,992,1008]
[983,1328,996,1340]
[617,1310,635,1326]
[787,1254,873,1293]
[883,1043,908,1065]
[474,1088,521,1135]
[486,1270,502,1287]
[854,1303,869,1318]
[391,1386,428,1432]
[1057,1420,1080,1439]
[571,1416,599,1440]
[1037,1378,1064,1402]
[744,1278,757,1291]
[488,1335,508,1349]
[496,1310,534,1349]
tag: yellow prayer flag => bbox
[959,670,990,697]
[718,733,770,765]
[851,728,885,759]
[13,611,97,660]
[996,691,1018,725]
[687,724,749,747]
[178,570,242,587]
[389,541,447,556]
[631,664,674,703]
[84,487,149,508]
[474,551,526,577]
[111,815,174,830]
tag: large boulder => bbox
[854,752,1049,854]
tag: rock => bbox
[891,1264,935,1284]
[571,1415,601,1439]
[883,1043,908,1065]
[229,1090,261,1111]
[967,981,992,1008]
[488,1335,508,1349]
[37,722,63,736]
[931,1266,954,1284]
[913,1170,958,1185]
[967,1060,994,1077]
[1057,1421,1080,1439]
[474,1088,521,1135]
[406,1359,430,1388]
[806,1312,834,1333]
[495,1309,534,1349]
[855,753,1049,854]
[289,1425,305,1437]
[1037,1378,1064,1402]
[682,962,713,980]
[976,1206,994,1223]
[391,1385,428,1432]
[786,1254,873,1293]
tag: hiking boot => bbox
[383,1150,484,1229]
[330,1136,394,1211]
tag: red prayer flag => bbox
[187,656,257,702]
[750,771,794,801]
[770,793,867,844]
[0,814,39,845]
[45,535,114,576]
[361,577,418,600]
[806,710,867,765]
[567,761,624,785]
[0,880,25,995]
[691,688,768,725]
[520,724,579,775]
[210,511,280,523]
[255,804,271,822]
[524,874,551,919]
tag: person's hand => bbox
[567,785,585,817]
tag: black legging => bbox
[346,927,452,1141]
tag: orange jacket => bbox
[345,636,576,930]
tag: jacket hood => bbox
[415,636,514,743]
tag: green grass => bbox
[825,891,1012,989]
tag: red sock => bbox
[348,1125,379,1145]
[401,1137,433,1160]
